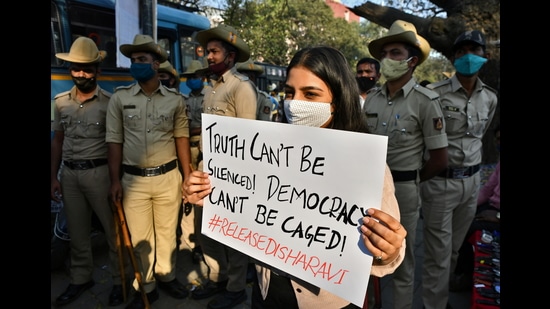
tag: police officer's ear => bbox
[409,56,419,68]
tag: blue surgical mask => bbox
[453,54,487,76]
[130,63,156,82]
[186,78,203,91]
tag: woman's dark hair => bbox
[283,46,368,133]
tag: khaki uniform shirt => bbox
[364,78,448,171]
[52,86,111,160]
[256,89,273,121]
[186,89,205,133]
[203,66,257,119]
[105,83,189,167]
[427,75,497,167]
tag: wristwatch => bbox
[496,211,500,220]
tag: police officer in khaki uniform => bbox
[420,30,498,309]
[106,34,192,309]
[363,20,449,309]
[178,60,207,261]
[158,60,180,91]
[189,24,257,309]
[51,36,124,306]
[236,59,274,121]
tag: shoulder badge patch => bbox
[433,117,443,130]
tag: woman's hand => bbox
[182,170,212,206]
[360,208,407,265]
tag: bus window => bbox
[51,2,63,66]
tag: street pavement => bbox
[50,214,472,309]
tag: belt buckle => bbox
[452,167,468,178]
[73,160,88,169]
[143,167,161,177]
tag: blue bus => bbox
[50,0,210,107]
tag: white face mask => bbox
[284,99,332,127]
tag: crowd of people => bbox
[51,21,500,309]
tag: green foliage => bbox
[211,0,451,79]
[221,0,370,68]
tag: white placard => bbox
[201,114,388,307]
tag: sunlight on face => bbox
[284,65,334,127]
[284,66,332,102]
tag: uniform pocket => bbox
[123,108,141,129]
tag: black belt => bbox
[190,141,200,147]
[391,170,418,182]
[438,164,480,179]
[123,159,177,177]
[63,159,108,170]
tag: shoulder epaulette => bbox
[414,84,439,100]
[483,83,498,95]
[234,71,250,82]
[98,88,112,98]
[114,84,134,92]
[163,86,180,95]
[53,89,71,100]
[426,79,451,90]
[258,90,270,98]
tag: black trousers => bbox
[251,270,359,309]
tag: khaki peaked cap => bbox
[159,60,178,77]
[368,20,431,65]
[182,60,207,76]
[120,34,168,62]
[196,24,250,62]
[236,59,264,74]
[56,36,106,64]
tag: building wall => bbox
[325,0,361,23]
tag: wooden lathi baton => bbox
[111,199,150,309]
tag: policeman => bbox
[51,36,124,306]
[420,30,498,309]
[236,59,273,121]
[364,20,449,309]
[158,60,180,91]
[106,34,192,309]
[190,24,256,309]
[178,60,208,265]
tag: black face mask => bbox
[160,78,172,88]
[356,76,376,93]
[72,76,97,93]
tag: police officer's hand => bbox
[360,207,407,266]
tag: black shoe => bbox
[207,290,247,309]
[55,280,95,306]
[125,289,159,309]
[108,284,125,306]
[158,278,189,299]
[449,273,472,292]
[423,303,452,309]
[192,279,228,300]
